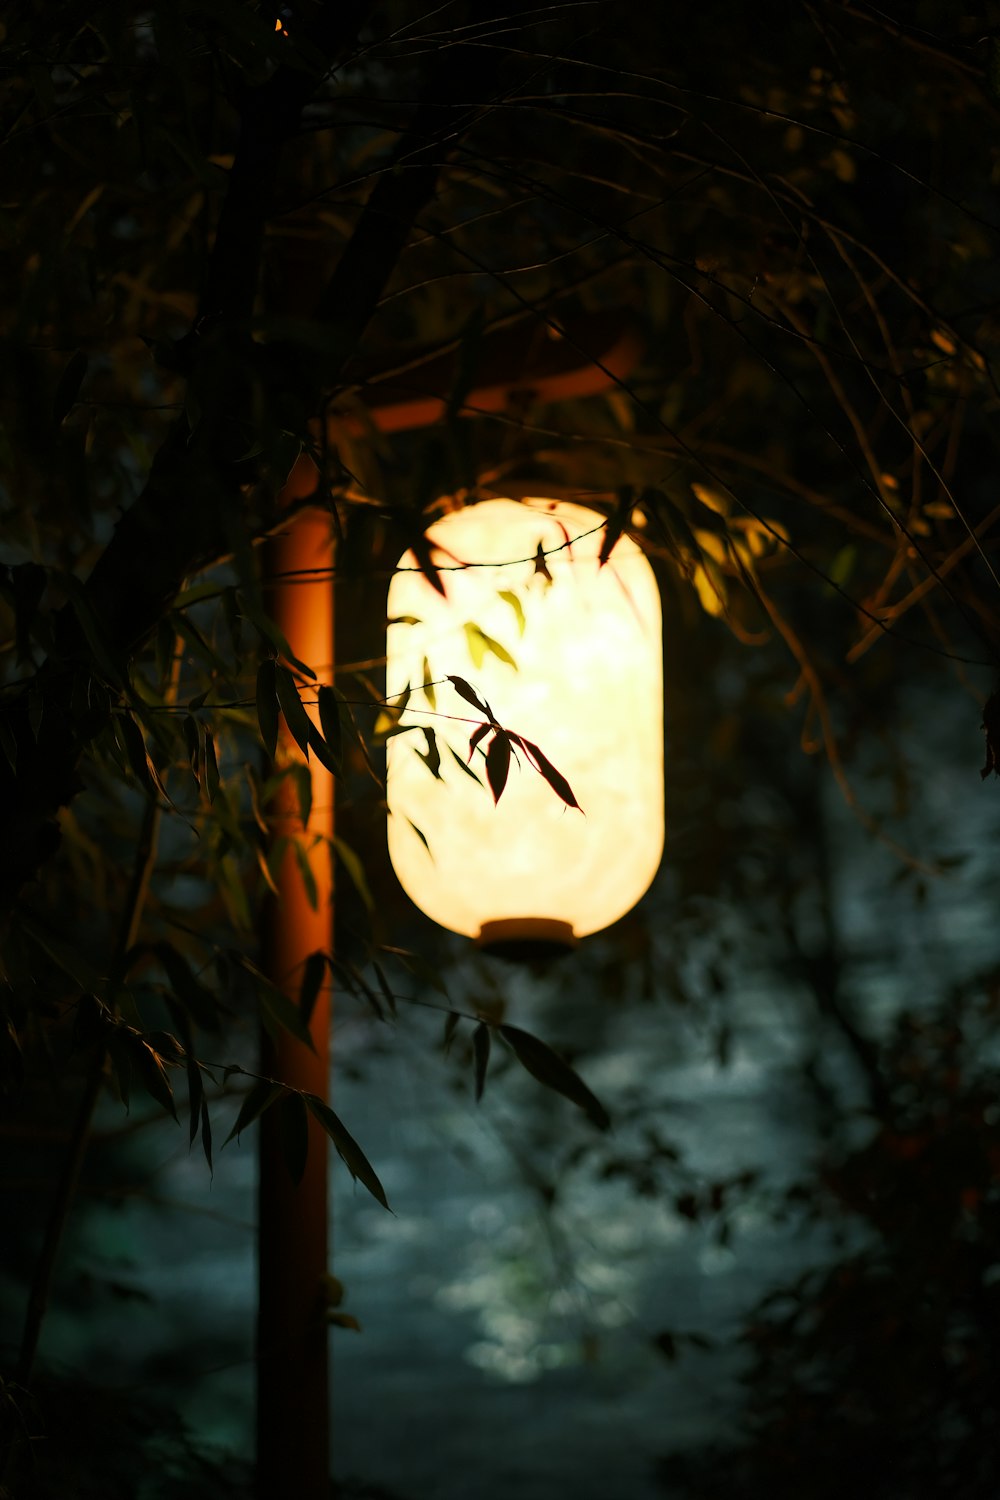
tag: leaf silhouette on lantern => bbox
[532,541,553,585]
[599,486,632,568]
[448,745,483,785]
[485,730,511,803]
[467,720,491,762]
[415,725,442,779]
[447,674,580,810]
[498,590,526,636]
[508,732,581,811]
[446,673,496,722]
[463,621,517,671]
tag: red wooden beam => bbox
[346,308,643,434]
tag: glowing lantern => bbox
[385,498,663,953]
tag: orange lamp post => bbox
[259,311,648,1499]
[257,488,335,1500]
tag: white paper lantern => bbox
[385,498,663,953]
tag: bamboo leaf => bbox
[464,620,485,669]
[299,950,327,1027]
[172,611,229,674]
[329,1311,362,1332]
[303,1094,390,1210]
[509,734,581,811]
[599,488,632,567]
[239,590,316,680]
[203,726,220,803]
[306,716,340,776]
[443,1011,461,1053]
[445,304,484,423]
[447,674,494,721]
[293,838,319,910]
[317,685,343,773]
[260,979,317,1050]
[333,837,374,912]
[165,1000,204,1147]
[415,726,441,779]
[327,954,384,1021]
[155,942,219,1030]
[500,1024,610,1130]
[119,712,156,797]
[130,1036,179,1120]
[371,961,397,1017]
[468,721,491,761]
[256,843,281,897]
[334,687,382,787]
[275,663,313,761]
[422,659,436,708]
[231,951,316,1051]
[183,714,201,787]
[533,542,553,584]
[217,851,252,932]
[691,481,730,518]
[201,1097,213,1173]
[405,818,433,858]
[828,544,857,589]
[244,763,268,833]
[224,1079,285,1145]
[256,659,280,759]
[498,590,526,636]
[448,744,482,785]
[0,718,17,773]
[486,731,511,804]
[473,1020,491,1102]
[464,622,517,671]
[409,530,445,596]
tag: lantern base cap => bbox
[476,918,577,963]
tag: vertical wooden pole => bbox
[249,313,640,1497]
[258,478,334,1500]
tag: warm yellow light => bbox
[385,498,663,949]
